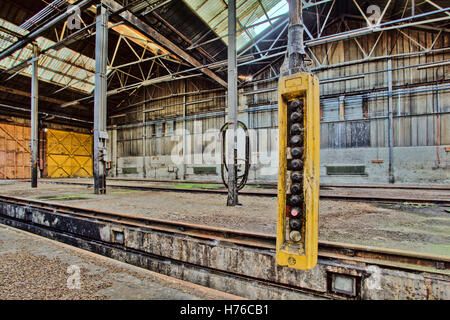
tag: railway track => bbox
[39,180,450,205]
[0,194,448,299]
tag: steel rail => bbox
[37,180,450,205]
[1,194,448,299]
[0,194,448,275]
[0,196,450,275]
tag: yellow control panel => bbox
[276,73,320,270]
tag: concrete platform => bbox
[0,180,449,257]
[0,224,241,300]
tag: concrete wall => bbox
[108,28,449,186]
[110,124,450,185]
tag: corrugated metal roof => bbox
[0,17,96,94]
[184,0,288,50]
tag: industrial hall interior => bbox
[0,0,448,302]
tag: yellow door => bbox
[46,129,93,178]
[0,123,31,179]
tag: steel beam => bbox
[306,7,450,47]
[0,0,94,62]
[93,4,109,195]
[227,0,239,207]
[103,0,227,87]
[0,85,65,105]
[30,44,39,188]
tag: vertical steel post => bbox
[183,80,187,180]
[288,0,306,74]
[387,59,395,183]
[142,90,147,178]
[227,0,239,206]
[94,4,109,194]
[31,44,39,188]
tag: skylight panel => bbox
[0,17,96,94]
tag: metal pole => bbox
[288,0,306,74]
[387,59,395,183]
[227,0,239,206]
[94,4,109,194]
[142,90,147,178]
[31,44,39,188]
[183,79,187,180]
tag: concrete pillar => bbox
[93,4,109,194]
[227,0,239,206]
[31,44,39,188]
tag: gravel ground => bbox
[0,224,240,300]
[38,178,450,200]
[1,181,449,256]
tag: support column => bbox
[142,90,147,179]
[387,59,395,184]
[227,0,239,206]
[31,44,39,188]
[93,4,109,194]
[288,0,306,74]
[183,80,187,180]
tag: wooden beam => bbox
[104,0,227,87]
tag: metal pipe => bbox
[31,44,39,188]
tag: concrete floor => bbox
[1,180,449,256]
[0,224,241,300]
